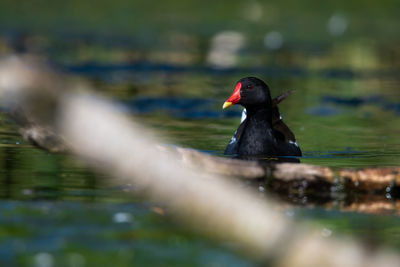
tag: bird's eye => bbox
[247,85,253,90]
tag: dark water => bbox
[0,201,254,267]
[2,1,400,265]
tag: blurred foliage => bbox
[1,0,400,67]
[0,0,400,43]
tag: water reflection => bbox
[63,61,400,82]
[0,200,252,266]
[322,95,400,116]
[0,127,101,201]
[122,97,241,119]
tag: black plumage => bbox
[223,77,301,158]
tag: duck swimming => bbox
[222,77,301,158]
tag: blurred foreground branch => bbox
[0,55,399,267]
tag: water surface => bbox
[2,1,400,265]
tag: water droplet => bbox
[285,210,294,217]
[321,228,332,237]
[327,13,347,36]
[34,252,54,267]
[207,31,245,68]
[258,185,265,192]
[113,212,132,223]
[264,31,283,50]
[22,189,33,195]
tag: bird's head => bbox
[222,77,272,110]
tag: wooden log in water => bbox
[174,147,400,192]
[340,168,400,190]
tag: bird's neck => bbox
[245,106,273,124]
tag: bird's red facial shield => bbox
[222,82,241,109]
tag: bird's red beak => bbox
[222,82,241,109]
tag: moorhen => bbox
[222,77,301,158]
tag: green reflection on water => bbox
[0,201,254,267]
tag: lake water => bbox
[1,1,400,265]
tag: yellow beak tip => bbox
[222,102,233,109]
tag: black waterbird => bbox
[222,77,302,159]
